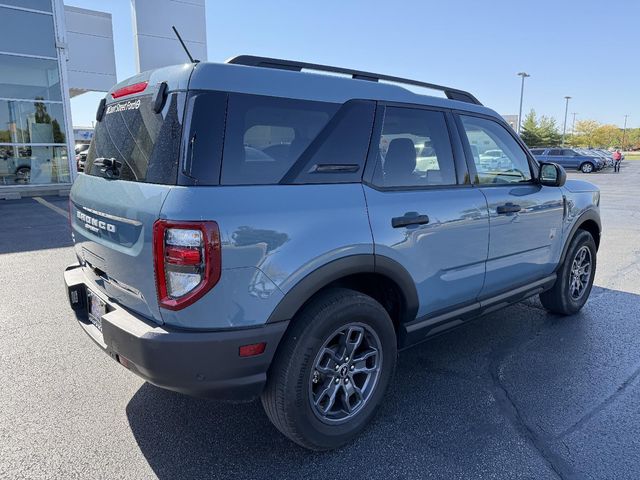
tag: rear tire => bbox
[15,166,30,184]
[540,230,597,315]
[580,162,594,173]
[261,288,397,450]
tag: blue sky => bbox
[67,0,639,129]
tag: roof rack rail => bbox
[226,55,482,105]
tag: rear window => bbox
[182,93,375,185]
[221,94,339,185]
[84,92,185,184]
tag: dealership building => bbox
[0,0,206,199]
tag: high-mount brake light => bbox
[153,220,221,310]
[111,81,148,99]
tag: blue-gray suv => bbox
[530,148,605,173]
[64,56,601,450]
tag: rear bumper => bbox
[64,263,288,401]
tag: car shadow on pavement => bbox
[126,286,640,480]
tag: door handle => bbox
[496,202,522,214]
[391,213,430,228]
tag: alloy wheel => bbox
[309,323,382,424]
[569,246,592,300]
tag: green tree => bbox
[520,109,542,147]
[538,116,561,146]
[573,120,600,146]
[623,128,640,150]
[592,124,620,147]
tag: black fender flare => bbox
[558,209,601,268]
[267,254,419,324]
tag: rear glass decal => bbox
[105,99,142,115]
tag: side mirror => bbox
[539,162,566,187]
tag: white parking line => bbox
[33,196,69,220]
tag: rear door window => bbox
[221,94,338,185]
[85,92,185,184]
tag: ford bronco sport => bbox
[64,56,601,450]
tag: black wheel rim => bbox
[309,323,382,424]
[569,245,592,300]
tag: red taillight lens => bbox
[153,220,221,310]
[165,246,201,265]
[111,81,148,99]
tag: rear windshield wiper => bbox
[93,157,123,178]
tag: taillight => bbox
[153,220,221,310]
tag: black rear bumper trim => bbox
[64,263,288,401]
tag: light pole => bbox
[516,72,530,134]
[561,96,571,146]
[621,114,629,150]
[571,112,578,134]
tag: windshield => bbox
[84,92,185,184]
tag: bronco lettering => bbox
[76,211,116,233]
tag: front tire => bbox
[580,162,594,173]
[261,288,397,450]
[540,230,597,315]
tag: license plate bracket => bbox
[87,289,106,331]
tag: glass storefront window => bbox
[0,1,52,12]
[0,54,62,101]
[0,7,56,58]
[0,100,66,144]
[0,3,73,187]
[0,145,69,185]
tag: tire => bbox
[580,162,594,173]
[15,166,30,184]
[540,230,597,315]
[261,288,397,450]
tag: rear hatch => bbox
[70,67,190,323]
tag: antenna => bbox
[172,25,199,64]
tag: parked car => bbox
[531,148,605,173]
[74,143,90,172]
[64,57,601,450]
[76,151,88,172]
[0,146,32,183]
[584,148,614,167]
[75,143,90,155]
[594,149,620,166]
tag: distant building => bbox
[74,127,94,144]
[502,115,519,132]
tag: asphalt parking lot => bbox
[1,162,639,480]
